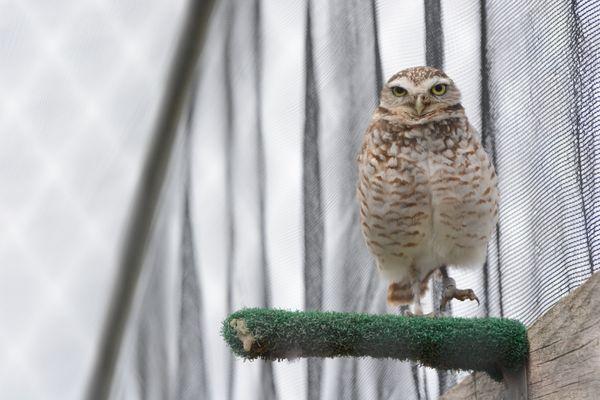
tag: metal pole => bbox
[86,1,215,398]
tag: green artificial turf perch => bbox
[222,308,528,381]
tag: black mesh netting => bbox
[103,0,599,399]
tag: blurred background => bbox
[0,0,597,399]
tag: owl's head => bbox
[379,66,462,122]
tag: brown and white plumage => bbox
[357,66,498,314]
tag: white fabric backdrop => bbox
[0,1,186,398]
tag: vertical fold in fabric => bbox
[135,258,169,400]
[223,2,237,399]
[424,0,448,395]
[424,0,444,69]
[411,364,422,400]
[569,0,598,276]
[177,187,208,400]
[303,2,324,399]
[176,78,209,400]
[133,171,183,400]
[479,0,504,318]
[367,3,394,398]
[371,0,384,94]
[479,0,494,318]
[310,0,414,398]
[253,1,278,399]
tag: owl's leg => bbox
[403,262,424,315]
[399,304,410,316]
[439,266,479,311]
[411,278,423,315]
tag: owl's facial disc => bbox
[381,76,460,121]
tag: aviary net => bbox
[97,0,599,399]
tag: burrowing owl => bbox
[357,66,498,315]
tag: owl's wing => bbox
[468,122,482,141]
[357,121,376,163]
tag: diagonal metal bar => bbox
[85,1,215,399]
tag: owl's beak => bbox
[414,95,425,115]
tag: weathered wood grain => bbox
[441,272,600,400]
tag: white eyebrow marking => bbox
[387,77,453,94]
[387,77,417,91]
[424,77,452,86]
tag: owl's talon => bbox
[440,286,480,310]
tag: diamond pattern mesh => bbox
[0,1,186,399]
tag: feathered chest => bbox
[357,117,481,194]
[357,117,498,265]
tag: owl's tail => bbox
[386,269,436,305]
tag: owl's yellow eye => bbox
[431,83,447,96]
[391,86,407,97]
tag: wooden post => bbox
[441,272,600,399]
